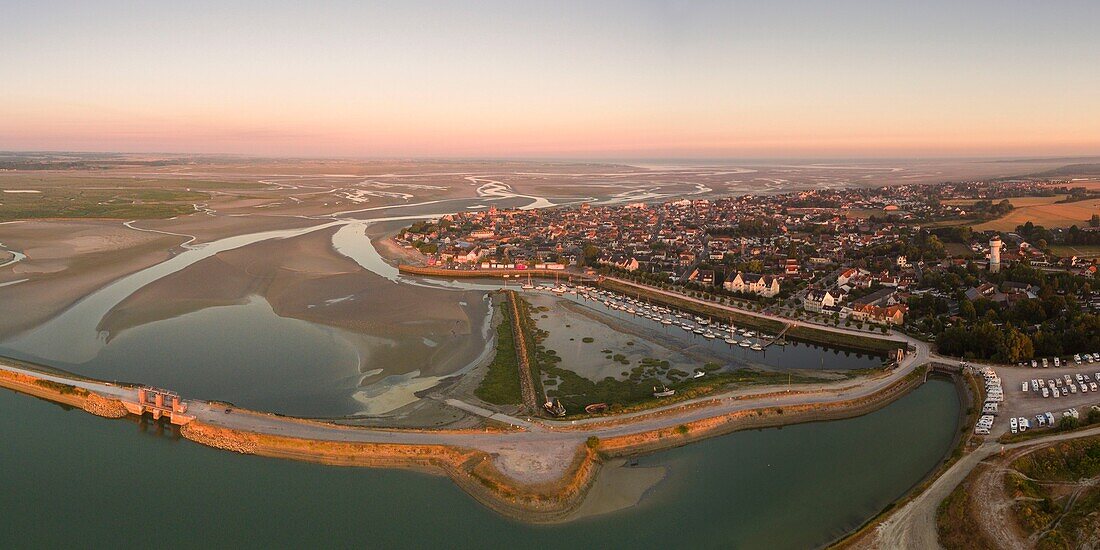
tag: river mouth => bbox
[0,197,884,420]
[0,199,516,417]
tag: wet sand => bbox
[0,220,183,337]
[98,224,492,388]
[568,459,667,519]
[127,213,325,245]
[528,293,702,382]
[367,220,428,266]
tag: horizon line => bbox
[4,149,1100,165]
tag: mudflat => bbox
[99,224,490,382]
[0,220,183,336]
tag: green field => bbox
[473,300,523,406]
[0,187,208,222]
[1051,244,1100,259]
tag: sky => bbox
[2,0,1099,159]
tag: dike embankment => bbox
[169,367,929,522]
[0,356,937,525]
[596,365,929,457]
[0,360,597,524]
[0,367,128,419]
[178,420,601,523]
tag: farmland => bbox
[937,194,1100,232]
[974,197,1100,231]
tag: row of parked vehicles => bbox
[1020,353,1100,368]
[1012,409,1083,434]
[991,407,1082,434]
[975,367,1002,435]
[1023,373,1100,398]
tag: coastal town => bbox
[2,157,1100,549]
[7,0,1100,546]
[398,180,1100,362]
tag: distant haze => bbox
[2,0,1099,159]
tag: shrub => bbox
[1060,416,1080,431]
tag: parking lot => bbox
[987,363,1100,435]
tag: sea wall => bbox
[0,357,935,526]
[598,365,928,456]
[82,393,129,418]
[0,368,131,420]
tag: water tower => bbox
[989,236,1002,273]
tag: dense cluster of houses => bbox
[802,275,910,325]
[396,181,1098,326]
[398,185,951,282]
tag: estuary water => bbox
[0,377,960,549]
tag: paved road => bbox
[0,326,932,450]
[0,362,138,402]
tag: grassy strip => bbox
[542,361,826,418]
[786,325,903,355]
[1012,435,1100,482]
[33,379,89,397]
[473,300,523,405]
[510,294,545,404]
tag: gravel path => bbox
[866,426,1100,549]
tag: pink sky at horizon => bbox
[3,1,1098,159]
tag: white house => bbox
[803,289,842,312]
[724,272,781,297]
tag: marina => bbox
[522,282,886,373]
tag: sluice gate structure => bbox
[123,387,195,426]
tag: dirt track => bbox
[862,426,1100,549]
[507,291,541,414]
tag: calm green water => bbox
[0,378,960,549]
